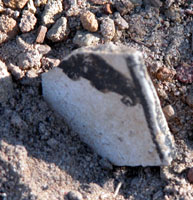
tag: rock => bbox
[0,60,13,104]
[27,0,36,14]
[0,0,5,12]
[104,3,113,14]
[47,17,69,42]
[156,67,175,81]
[187,168,193,183]
[36,25,48,43]
[114,12,129,30]
[162,105,175,120]
[42,0,63,26]
[100,17,115,41]
[17,49,42,69]
[42,44,175,166]
[73,31,100,47]
[3,0,29,9]
[7,63,25,80]
[19,10,37,33]
[67,190,83,200]
[115,0,134,16]
[34,0,47,7]
[0,14,18,44]
[80,11,98,32]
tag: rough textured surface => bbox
[19,10,37,33]
[41,0,63,26]
[0,60,13,103]
[42,44,175,166]
[47,17,69,42]
[80,11,98,32]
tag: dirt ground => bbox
[0,0,193,199]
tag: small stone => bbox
[0,60,13,103]
[100,17,115,41]
[27,0,36,14]
[80,11,98,32]
[156,67,175,81]
[47,17,69,42]
[35,44,51,55]
[115,0,134,16]
[104,3,113,14]
[67,190,83,200]
[36,25,48,43]
[90,0,108,5]
[176,64,193,84]
[114,12,129,30]
[19,10,37,33]
[42,0,63,26]
[73,31,100,47]
[163,105,175,120]
[47,138,58,148]
[187,167,193,183]
[17,49,42,69]
[0,0,5,12]
[0,15,18,42]
[7,63,24,80]
[34,0,47,7]
[3,0,29,9]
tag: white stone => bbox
[42,44,175,166]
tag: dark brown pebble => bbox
[187,168,193,183]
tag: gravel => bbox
[0,0,193,199]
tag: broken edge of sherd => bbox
[42,43,175,166]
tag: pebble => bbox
[0,0,5,12]
[156,67,175,81]
[47,17,70,42]
[0,15,18,40]
[42,0,63,26]
[34,0,47,7]
[27,0,36,14]
[17,49,42,69]
[187,167,193,183]
[7,63,25,80]
[162,105,175,120]
[80,11,98,32]
[104,3,113,14]
[73,31,100,47]
[114,12,129,30]
[19,10,37,33]
[67,190,83,200]
[115,0,134,16]
[100,17,115,41]
[3,0,29,9]
[36,25,48,43]
[176,64,193,84]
